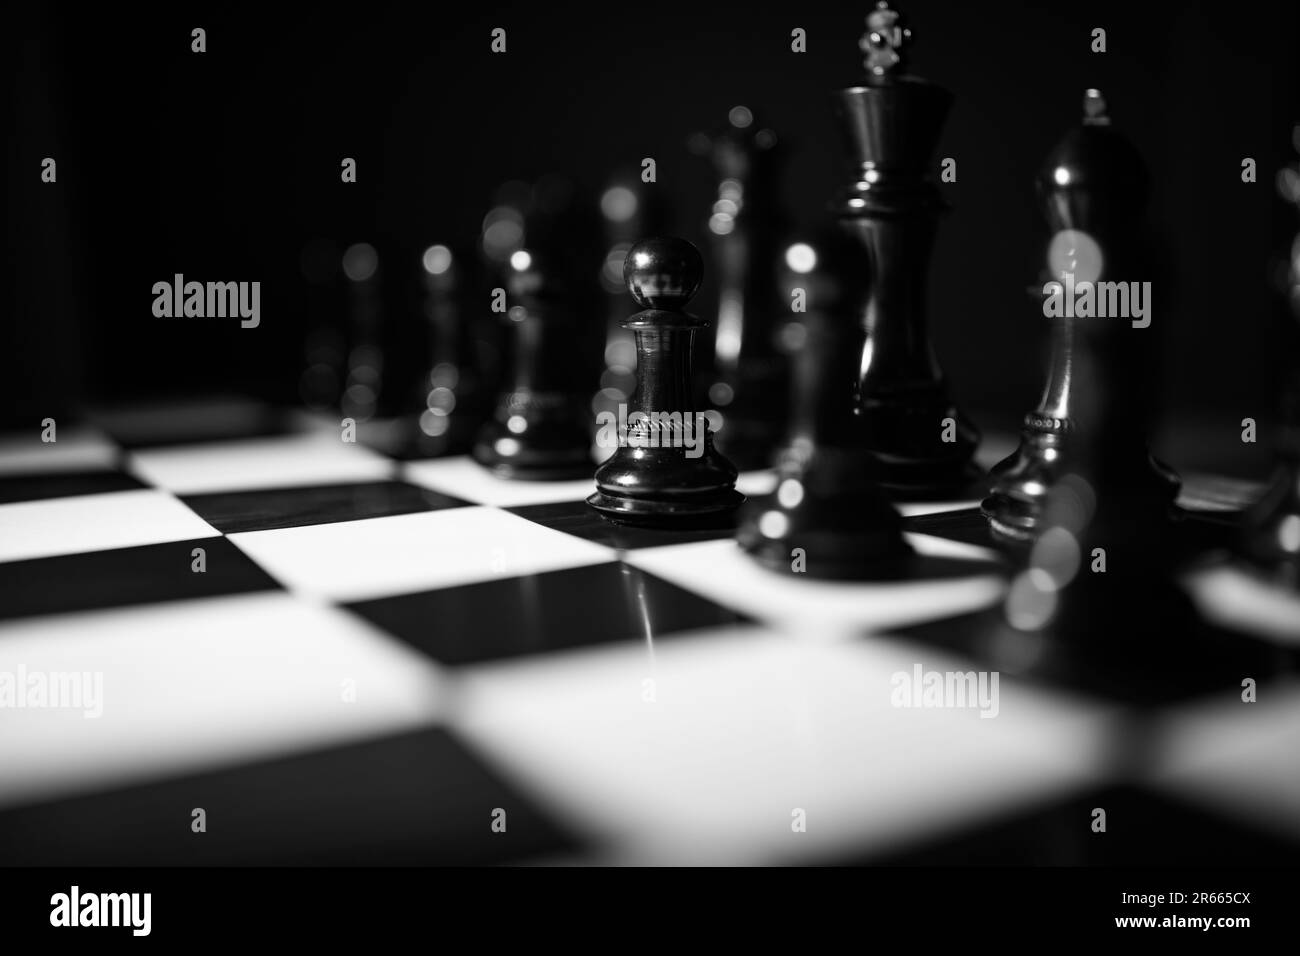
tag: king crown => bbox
[861,2,911,81]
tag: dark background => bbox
[5,1,1298,473]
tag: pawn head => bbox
[623,237,703,310]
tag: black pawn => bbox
[587,238,744,524]
[473,249,593,479]
[737,232,912,577]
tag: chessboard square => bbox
[404,456,595,508]
[0,469,145,506]
[1185,564,1300,646]
[452,629,1108,864]
[228,506,616,602]
[0,592,445,811]
[346,561,750,666]
[0,726,579,865]
[507,500,737,550]
[623,536,1005,637]
[128,432,394,495]
[182,480,471,534]
[0,537,280,621]
[0,427,119,476]
[1149,681,1300,843]
[853,784,1300,866]
[884,600,1286,705]
[0,489,219,564]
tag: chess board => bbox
[2,397,1298,867]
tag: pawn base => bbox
[737,446,914,579]
[472,414,593,482]
[586,488,744,527]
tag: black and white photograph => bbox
[1,0,1298,938]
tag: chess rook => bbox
[587,237,744,525]
[473,249,593,480]
[737,231,912,577]
[982,89,1179,541]
[832,3,980,499]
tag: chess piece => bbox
[692,105,791,471]
[982,90,1179,542]
[298,238,347,413]
[967,94,1231,701]
[473,247,594,479]
[737,231,912,576]
[832,2,980,499]
[587,238,744,524]
[593,169,668,434]
[407,243,493,457]
[1241,128,1300,586]
[975,287,1203,701]
[340,241,385,424]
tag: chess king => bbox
[832,2,981,499]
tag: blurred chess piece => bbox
[339,241,385,424]
[983,89,1180,543]
[407,243,494,457]
[593,168,669,446]
[832,3,980,498]
[298,238,346,413]
[587,238,743,524]
[1240,127,1300,586]
[690,105,791,471]
[737,230,912,576]
[473,246,594,479]
[972,93,1220,701]
[474,178,603,478]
